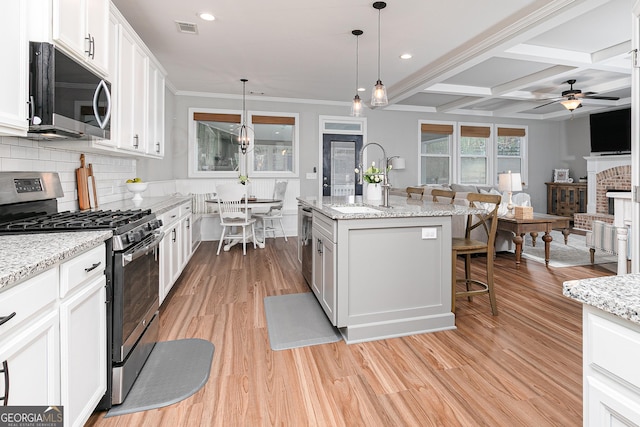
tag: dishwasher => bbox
[299,206,313,287]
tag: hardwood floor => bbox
[86,238,614,426]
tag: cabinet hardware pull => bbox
[317,238,323,254]
[1,360,9,406]
[90,35,95,59]
[85,34,92,56]
[0,312,16,327]
[84,262,102,272]
[187,218,190,228]
[172,228,177,242]
[156,142,160,153]
[133,135,139,149]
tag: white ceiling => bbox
[111,0,634,121]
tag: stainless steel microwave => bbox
[28,41,111,140]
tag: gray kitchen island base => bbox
[303,196,464,344]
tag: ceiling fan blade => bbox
[533,99,560,109]
[582,95,620,101]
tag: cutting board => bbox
[88,163,98,208]
[76,154,91,210]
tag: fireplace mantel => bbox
[585,155,632,214]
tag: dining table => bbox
[205,198,282,250]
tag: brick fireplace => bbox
[573,155,631,231]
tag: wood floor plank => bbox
[86,238,614,426]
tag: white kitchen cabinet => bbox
[116,24,148,153]
[584,304,640,426]
[0,244,107,427]
[146,59,165,157]
[311,212,337,324]
[159,201,195,304]
[59,245,107,427]
[0,0,28,137]
[180,205,193,270]
[159,206,182,304]
[0,268,60,406]
[53,0,109,76]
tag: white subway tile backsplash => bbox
[0,136,136,211]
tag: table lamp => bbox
[498,171,523,218]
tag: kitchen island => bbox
[564,274,640,425]
[298,195,482,343]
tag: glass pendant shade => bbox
[371,80,388,106]
[351,94,363,116]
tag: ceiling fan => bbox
[534,79,620,112]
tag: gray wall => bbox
[139,92,572,212]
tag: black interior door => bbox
[322,134,363,197]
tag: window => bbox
[420,123,453,185]
[189,108,298,178]
[251,114,296,174]
[192,112,241,174]
[459,124,490,184]
[496,126,526,180]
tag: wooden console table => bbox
[546,182,587,221]
[497,213,571,267]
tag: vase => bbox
[366,183,382,205]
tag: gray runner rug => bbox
[105,338,214,417]
[264,292,342,350]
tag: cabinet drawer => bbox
[59,245,106,299]
[313,212,336,242]
[180,202,192,217]
[586,308,640,389]
[0,268,58,336]
[159,206,180,228]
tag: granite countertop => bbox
[297,195,483,219]
[99,194,192,216]
[0,230,112,292]
[563,273,640,324]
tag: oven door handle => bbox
[122,231,165,267]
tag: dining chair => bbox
[215,183,257,255]
[431,189,455,203]
[451,192,501,315]
[406,186,425,200]
[252,181,288,241]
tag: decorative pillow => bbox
[190,193,217,214]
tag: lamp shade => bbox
[560,97,581,111]
[390,157,405,170]
[498,171,523,192]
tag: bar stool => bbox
[451,192,501,315]
[431,189,455,203]
[406,186,424,200]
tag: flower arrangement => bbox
[363,162,385,184]
[238,174,250,185]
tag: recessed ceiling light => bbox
[357,87,366,92]
[400,53,412,60]
[198,12,215,21]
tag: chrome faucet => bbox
[356,142,391,207]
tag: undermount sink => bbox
[330,205,382,214]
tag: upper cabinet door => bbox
[0,0,28,136]
[53,0,109,77]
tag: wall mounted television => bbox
[589,107,631,154]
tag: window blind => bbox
[497,127,526,137]
[460,125,490,138]
[421,123,454,135]
[193,112,241,123]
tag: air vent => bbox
[175,21,198,34]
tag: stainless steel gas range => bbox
[0,171,164,409]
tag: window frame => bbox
[188,107,299,178]
[418,120,455,186]
[417,120,528,188]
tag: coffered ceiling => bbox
[112,0,633,121]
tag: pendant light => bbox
[238,78,250,154]
[371,1,388,106]
[351,29,364,117]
